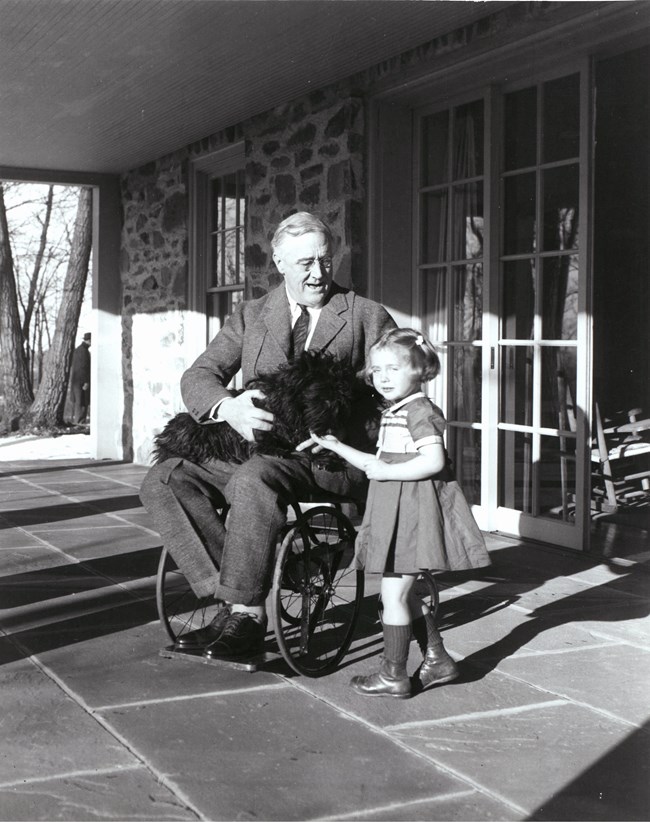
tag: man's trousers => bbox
[140,454,366,606]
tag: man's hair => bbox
[271,212,333,252]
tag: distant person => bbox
[309,328,491,699]
[70,332,91,424]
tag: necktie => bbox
[290,305,310,358]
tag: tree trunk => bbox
[22,185,54,350]
[0,184,33,432]
[26,187,92,429]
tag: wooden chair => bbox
[591,406,650,513]
[556,367,649,516]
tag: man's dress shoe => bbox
[173,604,231,650]
[202,612,266,659]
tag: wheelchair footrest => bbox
[159,645,280,672]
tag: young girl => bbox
[310,328,491,699]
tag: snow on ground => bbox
[0,433,92,460]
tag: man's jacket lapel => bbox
[310,288,349,353]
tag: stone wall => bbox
[244,81,366,298]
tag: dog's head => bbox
[250,352,357,449]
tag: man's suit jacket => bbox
[181,282,396,422]
[70,343,90,388]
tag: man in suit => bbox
[70,332,91,424]
[140,212,395,659]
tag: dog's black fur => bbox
[152,351,382,468]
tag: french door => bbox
[416,65,591,549]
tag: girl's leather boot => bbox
[418,628,459,689]
[350,657,411,699]
[350,624,411,699]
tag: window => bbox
[189,144,246,343]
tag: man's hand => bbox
[217,390,274,441]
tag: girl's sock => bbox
[383,623,411,664]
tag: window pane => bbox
[223,228,240,285]
[539,434,576,522]
[542,165,579,252]
[449,345,482,423]
[542,255,579,340]
[543,74,580,163]
[448,428,481,506]
[422,110,449,186]
[504,86,537,171]
[236,168,245,226]
[451,264,482,341]
[452,182,483,260]
[211,179,222,232]
[541,347,577,431]
[422,268,447,343]
[499,430,533,512]
[421,191,448,263]
[212,228,244,287]
[211,232,224,287]
[222,173,238,230]
[502,259,535,339]
[237,226,245,281]
[503,173,536,254]
[501,346,533,425]
[207,289,244,341]
[453,100,484,178]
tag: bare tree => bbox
[26,187,92,428]
[0,184,33,431]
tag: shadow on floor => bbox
[529,720,650,821]
[0,495,145,529]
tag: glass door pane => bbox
[419,99,485,505]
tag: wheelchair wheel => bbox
[414,570,440,624]
[272,506,363,677]
[155,547,223,644]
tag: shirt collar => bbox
[286,287,324,320]
[386,391,426,413]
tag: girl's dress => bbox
[354,392,491,574]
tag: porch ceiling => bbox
[0,0,514,176]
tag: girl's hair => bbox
[365,328,440,383]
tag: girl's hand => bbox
[364,458,392,480]
[307,431,342,453]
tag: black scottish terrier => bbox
[152,351,381,468]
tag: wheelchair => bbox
[156,495,440,678]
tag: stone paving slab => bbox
[326,789,519,822]
[101,683,476,822]
[1,591,158,654]
[496,642,650,726]
[577,613,650,649]
[0,666,140,783]
[1,508,139,531]
[27,526,161,563]
[435,592,631,664]
[0,558,118,612]
[388,699,646,820]
[0,766,197,822]
[30,618,283,710]
[0,529,51,548]
[296,641,569,728]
